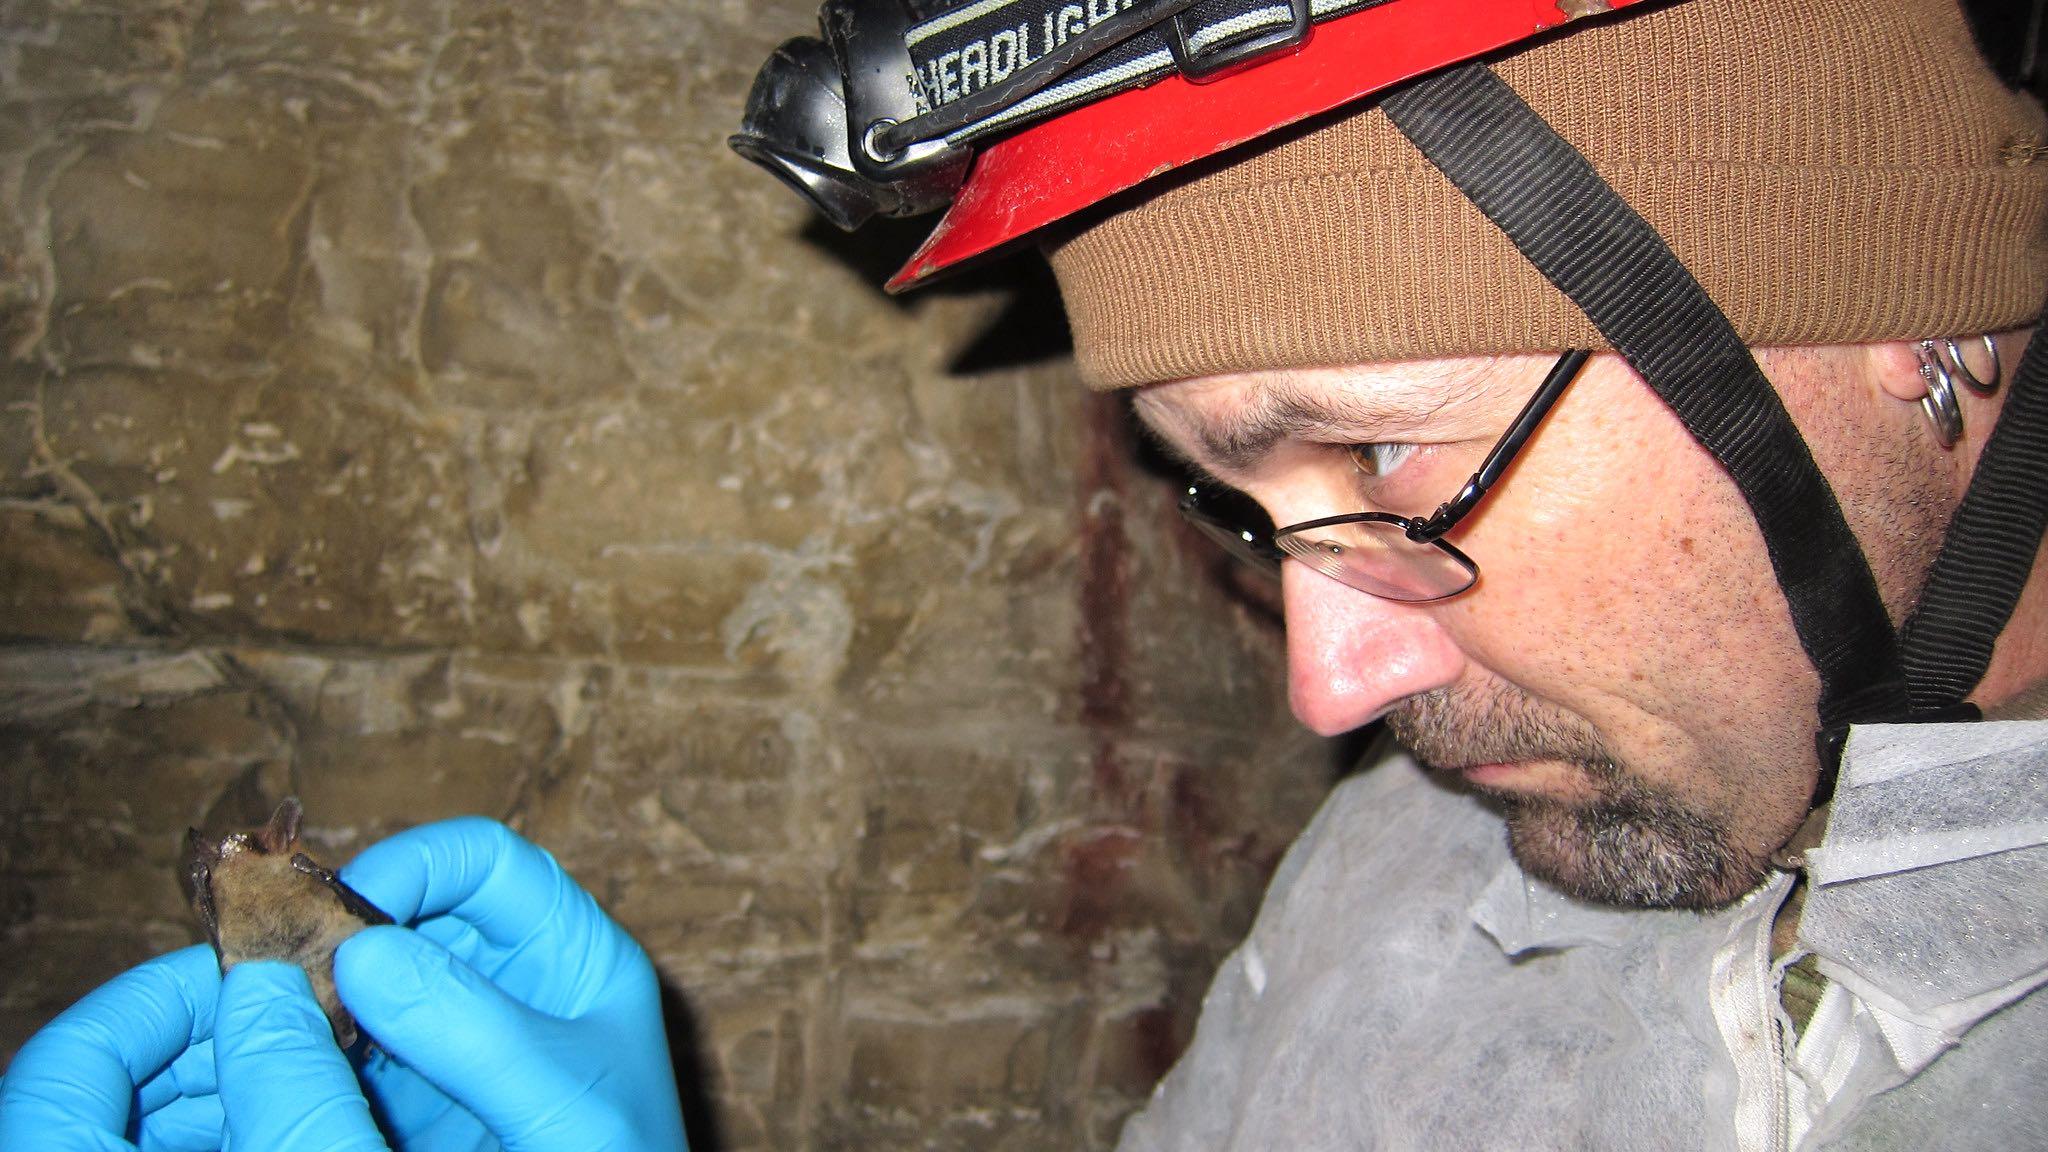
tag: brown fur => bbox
[184,798,391,1048]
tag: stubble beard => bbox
[1386,683,1773,910]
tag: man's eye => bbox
[1347,442,1419,478]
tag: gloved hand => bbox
[0,943,221,1151]
[333,816,690,1152]
[0,945,380,1152]
[0,817,688,1152]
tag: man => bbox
[1020,1,2048,1145]
[3,0,2042,1149]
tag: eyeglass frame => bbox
[1176,348,1594,602]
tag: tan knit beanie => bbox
[1045,0,2048,389]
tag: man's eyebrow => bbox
[1168,383,1423,474]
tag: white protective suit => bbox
[1115,721,2048,1151]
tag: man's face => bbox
[1136,350,1931,910]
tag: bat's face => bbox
[184,797,391,1048]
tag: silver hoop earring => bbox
[1938,334,2001,394]
[1916,339,1963,448]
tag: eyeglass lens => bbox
[1273,517,1477,602]
[1179,486,1282,571]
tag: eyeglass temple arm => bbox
[1409,349,1592,541]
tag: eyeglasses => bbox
[1178,349,1593,603]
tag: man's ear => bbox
[1866,336,2007,404]
[1868,340,1935,404]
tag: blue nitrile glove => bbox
[213,962,387,1151]
[0,817,687,1152]
[332,817,689,1152]
[0,943,226,1152]
[0,947,383,1152]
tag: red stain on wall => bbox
[1056,395,1287,947]
[1055,825,1144,940]
[1075,390,1132,804]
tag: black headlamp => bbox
[729,0,1319,231]
[729,0,971,230]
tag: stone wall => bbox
[0,2,1335,1149]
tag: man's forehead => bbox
[1134,355,1539,473]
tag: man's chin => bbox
[1387,686,1778,910]
[1490,791,1771,911]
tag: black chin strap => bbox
[1899,326,2048,712]
[1382,63,2048,803]
[1381,63,1916,782]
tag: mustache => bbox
[1386,682,1616,775]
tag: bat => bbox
[183,797,393,1049]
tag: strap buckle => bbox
[1165,0,1312,83]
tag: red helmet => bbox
[730,0,1649,290]
[891,0,1649,289]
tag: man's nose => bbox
[1283,563,1465,736]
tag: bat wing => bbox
[183,830,225,956]
[289,853,396,927]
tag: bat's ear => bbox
[257,797,304,854]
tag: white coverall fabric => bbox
[1114,722,2048,1152]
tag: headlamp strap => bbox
[1380,62,1916,743]
[896,0,1379,148]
